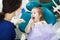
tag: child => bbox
[25,7,58,40]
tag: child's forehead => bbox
[31,9,41,13]
[32,8,42,11]
[32,8,39,10]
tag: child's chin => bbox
[33,20,37,23]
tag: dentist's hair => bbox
[0,0,22,21]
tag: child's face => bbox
[31,8,41,22]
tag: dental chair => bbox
[18,1,56,33]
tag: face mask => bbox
[15,11,22,18]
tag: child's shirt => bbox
[27,21,58,40]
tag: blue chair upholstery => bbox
[18,12,31,32]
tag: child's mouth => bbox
[32,17,35,20]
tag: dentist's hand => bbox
[11,17,25,25]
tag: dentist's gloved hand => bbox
[11,16,25,26]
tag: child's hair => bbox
[32,7,44,21]
[0,0,22,21]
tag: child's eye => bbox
[34,12,36,14]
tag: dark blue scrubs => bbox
[0,20,16,40]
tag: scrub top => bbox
[0,20,16,40]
